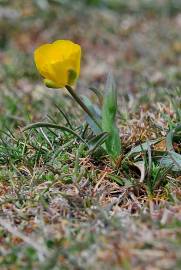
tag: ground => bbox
[0,1,181,269]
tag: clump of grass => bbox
[0,1,180,269]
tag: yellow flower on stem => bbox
[34,39,101,129]
[34,40,81,88]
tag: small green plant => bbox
[146,163,168,196]
[24,40,121,163]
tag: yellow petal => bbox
[50,59,69,87]
[34,40,81,88]
[34,44,51,78]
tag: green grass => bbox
[0,83,180,269]
[0,1,180,269]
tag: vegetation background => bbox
[0,0,180,269]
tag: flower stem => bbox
[65,85,101,129]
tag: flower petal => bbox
[34,40,81,88]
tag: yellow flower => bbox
[34,40,81,88]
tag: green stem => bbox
[65,85,101,129]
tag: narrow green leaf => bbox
[89,87,103,105]
[81,96,102,134]
[101,73,121,159]
[163,123,181,171]
[160,151,181,172]
[126,139,161,158]
[88,132,109,153]
[166,123,181,151]
[22,122,87,144]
